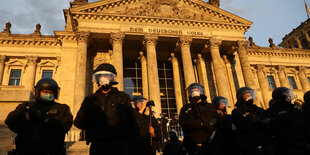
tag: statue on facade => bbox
[208,0,220,8]
[248,36,256,47]
[32,24,41,36]
[269,38,276,48]
[1,22,11,35]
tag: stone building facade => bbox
[1,0,310,130]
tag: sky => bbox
[0,0,308,47]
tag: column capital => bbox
[143,34,158,46]
[278,65,286,72]
[26,56,38,66]
[77,31,90,42]
[256,64,265,71]
[177,36,192,47]
[138,51,147,62]
[169,53,178,63]
[206,38,222,48]
[110,32,125,45]
[235,40,248,49]
[0,55,6,64]
[298,66,307,72]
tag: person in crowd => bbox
[132,96,161,155]
[179,83,219,155]
[74,63,139,155]
[163,130,185,155]
[232,87,274,155]
[5,78,73,155]
[158,113,169,151]
[268,87,308,155]
[210,96,239,155]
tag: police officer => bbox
[179,83,218,155]
[132,96,160,155]
[74,63,139,155]
[210,96,238,155]
[232,87,274,155]
[158,113,169,151]
[268,87,308,155]
[5,78,73,155]
[163,130,185,155]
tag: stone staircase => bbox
[66,141,89,155]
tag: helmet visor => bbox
[94,71,115,85]
[242,89,257,101]
[283,89,296,102]
[187,85,205,97]
[218,98,231,107]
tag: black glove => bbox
[28,107,49,122]
[202,119,217,131]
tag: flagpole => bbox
[305,0,310,19]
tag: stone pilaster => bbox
[110,32,125,91]
[256,64,269,108]
[194,54,211,103]
[295,37,303,49]
[277,65,290,88]
[138,52,149,99]
[0,55,6,85]
[236,41,256,89]
[222,55,237,109]
[178,36,195,88]
[302,30,310,48]
[207,38,230,100]
[74,32,90,116]
[298,66,310,92]
[144,34,161,117]
[25,56,38,91]
[169,53,183,115]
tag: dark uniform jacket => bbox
[268,103,308,155]
[232,103,274,155]
[179,100,218,145]
[74,87,139,155]
[5,101,73,154]
[135,110,161,155]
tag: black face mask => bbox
[101,84,112,91]
[244,99,254,105]
[190,96,201,104]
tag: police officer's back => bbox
[163,130,185,155]
[268,87,308,155]
[74,63,139,155]
[302,91,310,149]
[179,83,218,155]
[232,87,274,155]
[5,79,73,155]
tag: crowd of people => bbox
[4,63,310,155]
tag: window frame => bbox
[8,69,22,86]
[267,75,277,89]
[42,69,54,79]
[287,76,298,89]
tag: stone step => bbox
[66,141,89,155]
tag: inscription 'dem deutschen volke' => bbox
[129,27,204,36]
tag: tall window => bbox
[158,61,176,118]
[42,70,53,79]
[308,77,310,84]
[288,76,297,89]
[9,69,21,86]
[267,76,276,89]
[124,60,142,97]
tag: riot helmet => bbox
[93,63,118,90]
[302,91,310,111]
[236,87,257,105]
[272,87,296,104]
[132,96,147,110]
[34,78,60,102]
[187,83,206,103]
[212,96,231,109]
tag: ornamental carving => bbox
[110,33,125,45]
[236,40,248,49]
[169,53,178,64]
[2,22,11,33]
[93,52,113,70]
[138,52,147,62]
[0,55,6,64]
[77,32,90,42]
[194,53,205,65]
[208,0,220,8]
[177,36,192,47]
[26,56,38,66]
[206,38,222,48]
[222,55,230,64]
[143,34,158,46]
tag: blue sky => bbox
[0,0,308,47]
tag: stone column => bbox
[295,37,303,49]
[169,53,183,114]
[0,55,6,85]
[138,52,149,99]
[144,34,161,117]
[74,32,90,116]
[25,56,38,91]
[256,64,269,108]
[236,41,256,89]
[194,54,211,103]
[302,30,310,48]
[111,33,125,91]
[178,36,195,88]
[207,38,230,99]
[277,65,290,88]
[298,66,310,92]
[223,55,237,107]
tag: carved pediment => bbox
[70,0,252,25]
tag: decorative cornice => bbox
[77,31,90,42]
[247,50,310,58]
[0,37,60,46]
[178,36,192,47]
[206,38,222,48]
[143,34,158,46]
[168,53,178,64]
[26,56,38,66]
[110,32,125,45]
[72,13,250,31]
